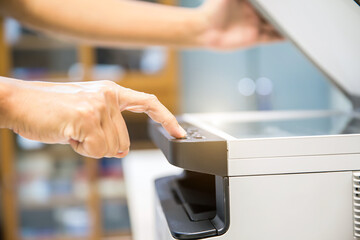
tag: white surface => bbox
[228,153,360,176]
[155,171,354,240]
[155,193,175,240]
[250,0,360,97]
[226,172,354,239]
[123,149,182,240]
[227,133,360,159]
[185,110,360,176]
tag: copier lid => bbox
[249,0,360,103]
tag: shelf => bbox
[20,195,128,210]
[102,196,128,204]
[12,72,75,82]
[17,144,81,159]
[20,197,85,210]
[103,230,132,238]
[21,235,88,240]
[21,233,132,240]
[11,35,75,51]
[103,237,131,240]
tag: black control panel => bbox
[148,119,228,176]
[173,122,220,142]
[180,125,207,140]
[150,119,231,239]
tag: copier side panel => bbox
[227,134,360,160]
[225,171,353,240]
[227,154,360,176]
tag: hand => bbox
[6,80,186,158]
[197,0,283,49]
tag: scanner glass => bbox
[204,112,360,139]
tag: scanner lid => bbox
[249,0,360,107]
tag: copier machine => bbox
[149,0,360,239]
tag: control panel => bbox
[148,119,228,176]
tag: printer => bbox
[149,0,360,239]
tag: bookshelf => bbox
[0,0,179,239]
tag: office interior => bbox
[0,0,354,240]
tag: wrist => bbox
[189,8,220,49]
[0,78,17,129]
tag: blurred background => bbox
[0,0,352,240]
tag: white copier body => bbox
[152,0,360,239]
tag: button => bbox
[194,135,205,139]
[187,128,198,134]
[177,135,188,139]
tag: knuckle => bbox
[120,150,129,158]
[74,104,102,125]
[96,85,118,106]
[88,95,107,113]
[95,100,107,113]
[94,153,105,159]
[162,115,176,126]
[147,94,159,103]
[119,142,130,153]
[88,149,105,159]
[99,81,117,93]
[144,94,159,112]
[100,80,116,87]
[76,105,96,119]
[102,88,117,102]
[110,150,119,157]
[95,148,108,159]
[109,142,120,157]
[86,139,107,158]
[91,152,103,159]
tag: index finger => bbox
[118,87,187,138]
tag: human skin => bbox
[0,0,281,49]
[0,0,282,158]
[0,78,186,158]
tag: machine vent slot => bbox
[353,172,360,238]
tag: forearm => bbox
[0,77,41,130]
[0,77,20,129]
[1,0,208,48]
[0,77,185,157]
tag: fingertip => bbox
[115,149,129,158]
[177,125,187,138]
[168,124,187,139]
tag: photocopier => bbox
[149,0,360,239]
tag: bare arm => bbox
[0,0,282,49]
[0,0,207,47]
[0,77,186,158]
